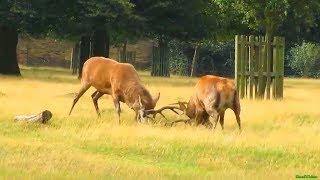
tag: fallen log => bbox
[14,110,52,123]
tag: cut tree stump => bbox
[14,110,52,123]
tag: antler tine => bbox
[157,111,168,120]
[145,105,183,119]
[155,106,182,116]
[169,101,188,105]
[165,119,192,127]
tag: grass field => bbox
[0,66,319,179]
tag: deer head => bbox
[134,94,183,122]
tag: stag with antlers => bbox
[69,57,180,123]
[166,75,241,130]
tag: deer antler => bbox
[144,105,182,120]
[165,119,192,127]
[169,101,188,105]
[169,101,188,112]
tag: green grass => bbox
[0,66,319,179]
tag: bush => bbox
[197,40,234,77]
[168,40,234,77]
[168,40,189,76]
[288,42,320,78]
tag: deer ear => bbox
[153,92,160,104]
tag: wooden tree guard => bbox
[235,35,285,99]
[14,110,52,123]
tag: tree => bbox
[133,0,219,77]
[45,0,140,77]
[0,25,20,75]
[78,36,90,78]
[278,0,320,46]
[219,0,320,39]
[288,42,320,78]
[0,1,49,75]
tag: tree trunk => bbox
[90,29,110,57]
[151,43,159,76]
[78,36,90,79]
[190,45,199,77]
[151,37,170,77]
[120,39,127,63]
[0,25,20,76]
[71,42,80,75]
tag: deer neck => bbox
[124,83,154,110]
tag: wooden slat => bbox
[254,36,259,98]
[277,37,285,99]
[265,35,272,99]
[240,35,246,98]
[248,35,255,99]
[234,35,284,100]
[257,36,265,99]
[244,36,249,98]
[235,35,241,97]
[238,72,277,76]
[272,37,278,99]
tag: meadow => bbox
[0,66,319,179]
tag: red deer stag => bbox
[169,75,241,130]
[69,57,179,123]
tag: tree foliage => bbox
[216,0,320,39]
[133,0,221,76]
[288,42,320,78]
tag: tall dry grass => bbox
[0,66,319,179]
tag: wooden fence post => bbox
[248,35,255,99]
[265,35,272,99]
[240,35,246,98]
[70,47,74,70]
[279,37,285,99]
[235,35,241,97]
[273,37,285,99]
[254,36,260,98]
[244,36,249,97]
[235,35,284,100]
[272,37,278,99]
[257,36,265,99]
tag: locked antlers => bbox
[144,105,182,120]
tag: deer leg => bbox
[195,110,205,126]
[203,114,213,129]
[219,111,225,130]
[206,109,219,130]
[113,97,121,124]
[234,110,241,131]
[91,91,104,117]
[134,110,143,123]
[232,104,241,131]
[233,93,241,131]
[69,84,90,115]
[212,115,219,129]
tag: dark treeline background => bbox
[0,0,320,78]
